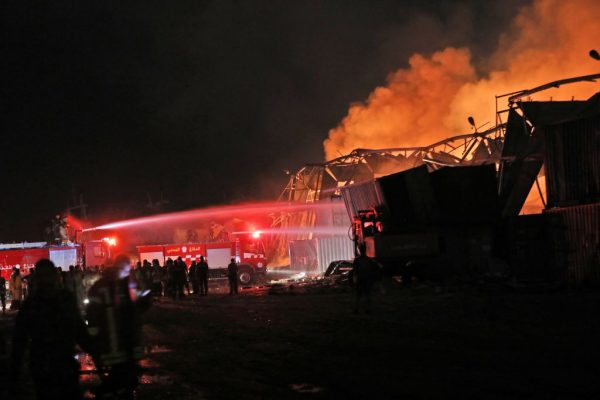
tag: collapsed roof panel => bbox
[429,165,500,225]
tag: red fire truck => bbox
[137,236,267,285]
[0,242,82,280]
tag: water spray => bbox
[83,201,345,231]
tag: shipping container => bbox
[545,203,600,286]
[544,115,600,207]
[289,236,354,274]
[341,179,385,221]
[505,213,565,283]
[341,165,437,227]
[429,165,500,225]
[377,165,438,226]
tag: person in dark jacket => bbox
[188,261,199,295]
[351,246,380,314]
[151,259,163,298]
[0,276,6,313]
[227,258,238,295]
[86,255,151,399]
[10,259,93,399]
[197,256,209,296]
[173,257,187,300]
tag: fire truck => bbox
[137,235,267,285]
[0,242,82,280]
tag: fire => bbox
[324,0,600,160]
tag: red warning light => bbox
[102,237,117,247]
[251,231,261,239]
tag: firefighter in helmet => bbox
[86,254,151,399]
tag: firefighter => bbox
[198,256,209,296]
[351,245,380,314]
[86,255,151,399]
[10,259,92,399]
[227,258,238,295]
[9,267,23,310]
[0,275,6,313]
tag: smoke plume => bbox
[324,0,600,160]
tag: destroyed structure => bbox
[275,74,599,286]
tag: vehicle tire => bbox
[238,270,253,285]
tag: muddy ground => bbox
[3,280,600,399]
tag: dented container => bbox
[545,203,600,286]
[544,115,600,207]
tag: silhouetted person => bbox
[189,261,199,295]
[166,258,175,298]
[10,259,92,400]
[173,257,187,300]
[86,255,151,399]
[351,246,380,314]
[9,267,22,310]
[151,259,163,297]
[198,256,209,295]
[0,276,6,313]
[227,258,238,295]
[182,259,192,295]
[141,260,153,291]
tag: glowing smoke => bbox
[324,0,600,160]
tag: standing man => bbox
[188,261,199,295]
[351,245,380,314]
[9,267,23,310]
[197,256,209,296]
[176,257,187,299]
[227,258,238,295]
[0,275,6,313]
[151,259,163,298]
[10,259,92,399]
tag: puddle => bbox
[146,345,173,354]
[139,358,160,368]
[290,383,324,394]
[139,373,175,385]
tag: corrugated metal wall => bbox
[289,236,355,274]
[545,203,600,286]
[507,214,564,283]
[544,115,600,207]
[341,180,385,219]
[316,236,354,274]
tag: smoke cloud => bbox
[324,0,600,160]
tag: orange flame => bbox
[324,0,600,160]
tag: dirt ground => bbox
[135,281,600,400]
[3,280,600,399]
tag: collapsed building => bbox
[273,74,599,286]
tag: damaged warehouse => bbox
[275,74,600,287]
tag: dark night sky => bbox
[1,0,525,241]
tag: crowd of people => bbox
[8,256,151,399]
[131,256,211,300]
[2,254,245,398]
[1,255,243,313]
[2,265,101,312]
